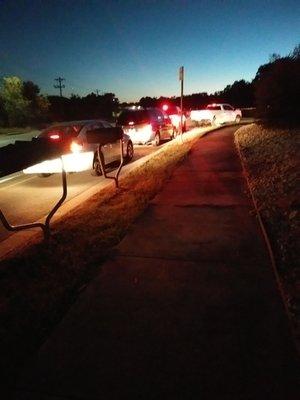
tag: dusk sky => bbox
[0,0,299,102]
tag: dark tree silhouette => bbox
[254,44,300,125]
[139,96,157,108]
[23,81,40,100]
[221,80,254,108]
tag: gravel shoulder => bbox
[234,123,300,348]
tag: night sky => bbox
[0,0,299,101]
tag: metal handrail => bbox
[97,139,124,188]
[0,159,67,241]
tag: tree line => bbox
[0,43,299,127]
[0,78,119,127]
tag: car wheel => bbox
[152,132,160,146]
[38,173,52,178]
[125,141,134,162]
[235,115,241,123]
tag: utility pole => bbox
[54,77,65,97]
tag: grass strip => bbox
[0,131,202,394]
[0,127,35,136]
[234,123,300,348]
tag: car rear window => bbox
[117,110,149,125]
[39,124,83,139]
[206,105,221,110]
[165,106,179,115]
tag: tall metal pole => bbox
[179,66,184,142]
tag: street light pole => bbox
[179,66,184,142]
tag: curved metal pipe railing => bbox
[97,139,124,188]
[0,159,67,241]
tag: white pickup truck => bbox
[190,103,242,125]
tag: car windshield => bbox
[39,124,84,139]
[117,110,149,125]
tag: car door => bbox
[210,105,222,123]
[223,104,235,122]
[101,121,121,162]
[83,122,114,164]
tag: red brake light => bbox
[162,104,168,111]
[49,134,60,140]
[128,121,134,126]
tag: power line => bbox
[54,77,66,97]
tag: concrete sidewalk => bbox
[16,126,299,399]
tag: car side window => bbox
[207,105,221,110]
[101,121,112,128]
[223,105,233,110]
[82,123,103,138]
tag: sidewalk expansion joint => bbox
[116,253,219,263]
[173,203,248,209]
[15,388,90,400]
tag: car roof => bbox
[47,119,110,127]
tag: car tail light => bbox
[49,134,61,141]
[147,123,153,130]
[70,140,83,153]
[139,124,153,135]
[128,121,134,126]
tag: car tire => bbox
[235,115,241,123]
[125,141,134,162]
[152,132,160,146]
[38,173,52,178]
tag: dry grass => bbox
[0,127,34,135]
[235,123,300,341]
[0,134,200,394]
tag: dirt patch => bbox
[235,123,300,347]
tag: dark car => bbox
[117,108,174,146]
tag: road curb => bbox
[0,171,23,184]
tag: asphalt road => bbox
[0,144,158,242]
